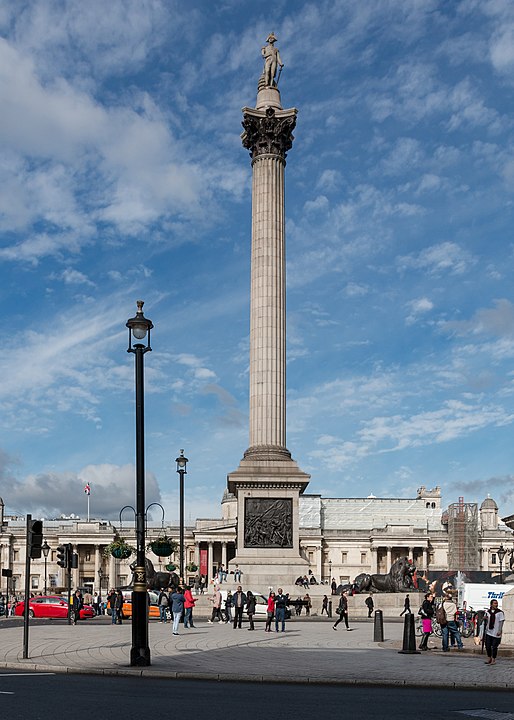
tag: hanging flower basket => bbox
[103,535,135,560]
[165,563,177,572]
[146,536,177,557]
[186,563,198,573]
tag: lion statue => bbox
[341,557,417,594]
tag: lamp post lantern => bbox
[176,450,188,582]
[126,300,153,667]
[42,541,50,594]
[498,544,507,584]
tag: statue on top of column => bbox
[261,32,283,87]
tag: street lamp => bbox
[126,300,153,667]
[42,541,50,594]
[498,544,507,584]
[176,449,188,582]
[98,568,104,594]
[329,559,332,588]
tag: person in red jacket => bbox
[265,591,275,632]
[183,585,196,628]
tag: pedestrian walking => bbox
[274,588,289,632]
[247,590,256,630]
[418,592,435,651]
[333,591,351,630]
[481,598,505,665]
[321,595,329,616]
[232,585,247,629]
[331,578,337,595]
[365,593,374,618]
[170,587,185,635]
[400,594,411,616]
[207,586,223,624]
[265,591,275,632]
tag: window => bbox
[341,552,347,564]
[31,576,39,590]
[189,551,194,563]
[49,575,58,588]
[308,551,314,563]
[13,550,19,562]
[491,553,497,565]
[119,575,127,586]
[84,552,91,561]
[360,552,367,564]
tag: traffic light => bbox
[29,520,44,559]
[57,544,68,568]
[70,552,78,569]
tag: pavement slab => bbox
[0,616,513,689]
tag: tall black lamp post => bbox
[176,450,188,582]
[98,568,104,594]
[498,544,507,584]
[42,541,50,594]
[127,300,153,667]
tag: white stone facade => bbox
[1,488,512,598]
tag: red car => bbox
[14,595,95,620]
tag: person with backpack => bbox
[418,592,435,650]
[158,588,169,623]
[440,593,464,652]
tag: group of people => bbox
[156,585,196,635]
[418,592,505,663]
[207,586,290,632]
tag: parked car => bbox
[14,595,95,620]
[219,590,269,618]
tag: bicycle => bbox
[415,617,442,638]
[456,610,475,638]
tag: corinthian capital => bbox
[241,107,296,161]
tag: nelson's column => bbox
[227,34,310,586]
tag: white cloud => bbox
[397,242,476,276]
[4,462,161,519]
[405,297,434,326]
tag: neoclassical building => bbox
[0,487,511,597]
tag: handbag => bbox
[335,606,342,615]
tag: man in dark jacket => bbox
[274,588,289,632]
[365,594,374,618]
[231,586,247,629]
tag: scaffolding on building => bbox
[447,497,479,570]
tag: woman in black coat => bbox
[418,592,435,651]
[246,591,256,631]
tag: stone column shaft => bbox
[249,154,286,449]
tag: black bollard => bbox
[328,600,332,619]
[373,609,384,642]
[398,613,420,654]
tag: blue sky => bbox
[1,0,514,524]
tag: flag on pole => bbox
[84,483,91,496]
